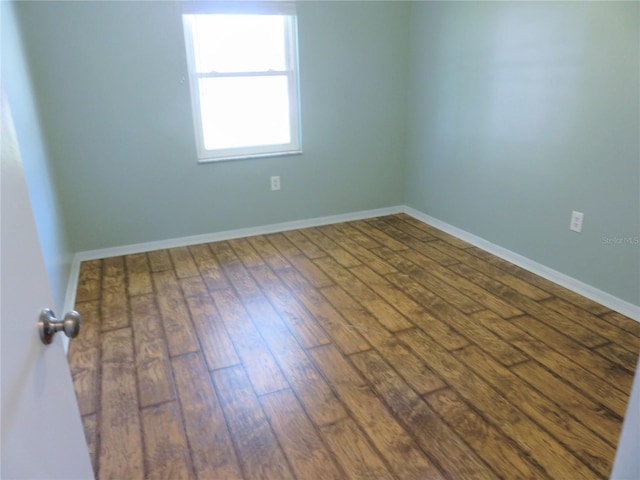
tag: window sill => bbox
[197,149,303,164]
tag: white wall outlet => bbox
[270,175,281,191]
[570,211,584,233]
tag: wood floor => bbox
[68,213,640,480]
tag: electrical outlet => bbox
[271,175,281,191]
[570,211,584,233]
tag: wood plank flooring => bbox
[68,213,640,479]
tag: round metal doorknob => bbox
[38,308,81,345]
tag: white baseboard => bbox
[404,206,640,322]
[63,205,404,320]
[63,203,639,327]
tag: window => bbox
[182,2,301,162]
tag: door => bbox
[610,357,640,479]
[1,89,94,478]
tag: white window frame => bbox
[182,2,301,163]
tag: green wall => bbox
[12,1,640,306]
[405,1,640,305]
[1,1,72,313]
[14,0,408,252]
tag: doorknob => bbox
[38,309,81,345]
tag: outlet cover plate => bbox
[570,211,584,233]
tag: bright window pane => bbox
[189,15,286,73]
[199,76,291,150]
